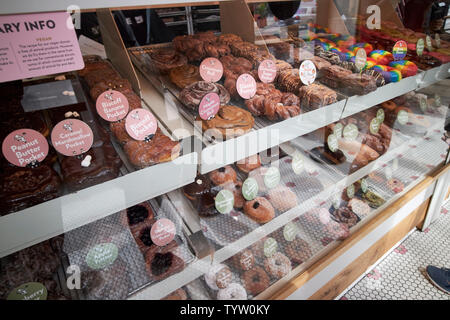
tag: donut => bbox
[388,60,418,77]
[362,190,386,208]
[222,180,245,209]
[169,64,202,89]
[387,178,404,193]
[208,165,237,186]
[324,219,350,240]
[248,166,269,193]
[236,154,261,174]
[144,246,185,281]
[369,50,394,65]
[204,264,229,290]
[348,198,371,218]
[162,288,188,300]
[183,174,211,201]
[371,65,402,83]
[264,252,292,279]
[231,249,255,271]
[121,202,155,228]
[148,48,187,74]
[241,267,270,296]
[332,207,359,228]
[284,238,312,265]
[381,100,397,112]
[244,197,275,223]
[217,283,247,300]
[267,186,298,212]
[179,81,230,110]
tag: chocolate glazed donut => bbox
[179,81,230,110]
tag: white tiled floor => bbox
[340,200,450,300]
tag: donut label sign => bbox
[354,48,367,71]
[347,184,355,199]
[198,92,220,120]
[419,96,428,113]
[215,189,234,214]
[291,152,304,174]
[236,73,257,99]
[264,166,281,189]
[2,129,49,167]
[264,238,278,257]
[361,178,368,193]
[51,119,94,156]
[392,40,407,60]
[376,109,385,123]
[7,282,47,300]
[299,60,316,85]
[96,90,129,122]
[258,59,277,83]
[242,177,259,201]
[333,123,343,139]
[327,134,338,152]
[416,39,425,56]
[283,222,299,242]
[343,124,359,140]
[151,218,176,246]
[426,35,433,51]
[397,110,409,125]
[125,108,157,141]
[86,243,118,270]
[370,118,381,134]
[435,34,441,49]
[200,57,223,82]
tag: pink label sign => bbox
[236,73,257,99]
[96,90,129,122]
[198,92,220,120]
[0,12,84,83]
[299,60,316,85]
[2,129,49,167]
[51,119,94,156]
[150,218,176,247]
[125,108,157,141]
[199,57,223,82]
[258,59,277,83]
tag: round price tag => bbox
[242,177,259,201]
[361,179,368,193]
[236,73,257,99]
[86,243,118,270]
[125,108,157,141]
[354,48,367,71]
[264,166,281,189]
[434,94,441,107]
[292,152,304,175]
[258,59,277,83]
[426,35,433,51]
[333,123,343,139]
[151,218,176,246]
[283,222,299,242]
[419,96,428,113]
[96,90,129,122]
[435,33,441,49]
[327,134,338,152]
[416,39,425,56]
[215,189,234,214]
[347,184,355,199]
[264,237,278,257]
[51,119,94,156]
[7,282,47,300]
[199,57,223,82]
[343,123,359,140]
[397,110,409,125]
[332,193,341,209]
[370,118,381,134]
[198,92,220,120]
[2,129,49,167]
[376,109,385,123]
[393,40,407,60]
[299,60,317,85]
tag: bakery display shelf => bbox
[419,62,450,89]
[166,20,189,27]
[193,8,220,15]
[128,125,447,300]
[158,10,187,17]
[193,17,221,24]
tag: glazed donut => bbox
[204,264,229,290]
[241,266,270,296]
[387,178,404,193]
[231,249,255,271]
[183,174,211,201]
[201,105,255,140]
[267,186,298,212]
[217,283,247,300]
[263,252,292,279]
[169,65,202,89]
[162,288,188,300]
[208,165,237,186]
[236,154,261,174]
[222,180,245,209]
[332,207,359,228]
[284,238,312,265]
[243,197,275,223]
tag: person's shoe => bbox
[425,266,450,294]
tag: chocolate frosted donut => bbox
[169,65,202,89]
[149,48,187,74]
[241,266,270,296]
[332,207,359,228]
[183,174,211,201]
[201,105,254,140]
[179,81,230,110]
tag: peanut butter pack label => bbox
[200,57,223,82]
[51,119,93,156]
[125,108,157,141]
[2,129,49,167]
[96,90,129,122]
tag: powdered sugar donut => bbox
[204,264,228,290]
[263,252,292,279]
[217,283,247,300]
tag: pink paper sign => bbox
[96,90,129,122]
[2,129,49,167]
[258,59,277,83]
[51,119,94,156]
[151,218,176,247]
[198,92,220,120]
[199,57,223,82]
[236,73,257,99]
[125,108,157,141]
[0,12,84,83]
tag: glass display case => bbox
[0,0,449,300]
